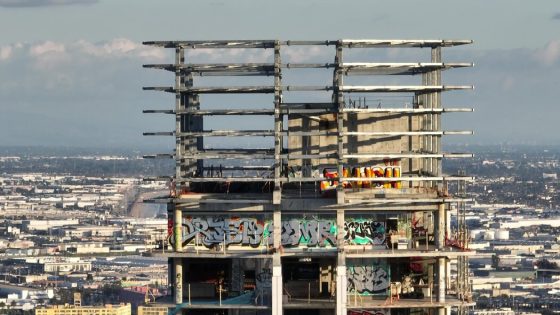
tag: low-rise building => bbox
[137,306,168,315]
[23,257,92,274]
[35,303,131,315]
[59,242,110,254]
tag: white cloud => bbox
[76,38,137,57]
[17,39,168,69]
[136,47,167,60]
[0,38,171,93]
[0,45,13,60]
[182,46,328,64]
[29,41,65,56]
[534,39,560,65]
[0,0,97,8]
[2,40,560,147]
[185,48,272,63]
[283,46,326,63]
[73,38,167,61]
[28,41,68,70]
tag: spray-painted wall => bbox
[348,310,390,315]
[180,216,337,248]
[175,216,391,249]
[343,219,386,246]
[347,259,389,296]
[182,217,265,247]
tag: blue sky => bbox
[0,0,559,149]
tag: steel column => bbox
[335,43,345,204]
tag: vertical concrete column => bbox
[336,209,346,315]
[272,208,282,315]
[174,208,182,252]
[334,43,345,204]
[272,264,282,315]
[431,47,443,191]
[336,210,345,249]
[336,264,347,315]
[174,258,183,305]
[437,203,445,249]
[171,194,183,309]
[438,257,446,303]
[273,41,282,205]
[420,72,428,188]
[174,47,182,182]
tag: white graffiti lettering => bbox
[347,266,389,295]
[181,217,336,248]
[183,217,264,247]
[344,221,386,245]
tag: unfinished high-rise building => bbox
[143,39,475,315]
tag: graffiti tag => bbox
[344,221,386,245]
[256,268,272,289]
[347,265,389,295]
[177,217,389,249]
[181,217,337,248]
[279,219,336,247]
[182,217,264,247]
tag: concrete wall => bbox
[288,113,422,173]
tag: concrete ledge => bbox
[346,296,475,309]
[145,248,475,259]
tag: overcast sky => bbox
[1,0,559,149]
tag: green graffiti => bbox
[344,219,386,246]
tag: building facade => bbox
[143,39,475,315]
[35,303,131,315]
[138,306,169,315]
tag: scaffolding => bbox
[143,39,475,315]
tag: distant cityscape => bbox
[446,145,560,314]
[0,145,559,314]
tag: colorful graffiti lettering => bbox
[182,217,264,247]
[344,220,386,245]
[178,217,391,249]
[348,310,389,315]
[279,219,337,247]
[181,217,337,248]
[347,265,389,295]
[320,164,402,193]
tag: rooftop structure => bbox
[143,39,475,315]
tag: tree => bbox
[536,258,559,269]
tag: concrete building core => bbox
[143,39,475,315]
